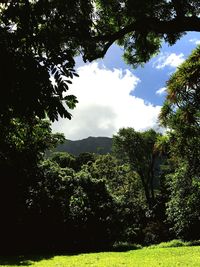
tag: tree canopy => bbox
[158,45,200,239]
[113,128,160,208]
[84,0,200,66]
[159,45,200,174]
[0,0,93,121]
[0,1,200,121]
[160,45,200,129]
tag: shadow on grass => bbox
[0,250,91,266]
[2,239,200,266]
[0,243,143,266]
[0,255,54,266]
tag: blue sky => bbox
[52,32,200,140]
[89,32,200,106]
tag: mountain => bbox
[54,136,113,156]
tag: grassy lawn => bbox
[1,245,200,266]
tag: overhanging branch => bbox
[87,16,200,60]
[95,16,200,42]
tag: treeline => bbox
[0,117,166,253]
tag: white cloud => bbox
[189,38,200,45]
[153,53,185,69]
[52,63,162,140]
[156,87,167,96]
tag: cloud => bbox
[153,53,185,69]
[156,87,167,96]
[52,63,162,140]
[189,38,200,45]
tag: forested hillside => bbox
[54,137,112,156]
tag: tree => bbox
[83,0,200,66]
[113,128,160,208]
[51,151,76,169]
[166,163,200,240]
[159,45,200,240]
[0,0,93,120]
[160,45,200,175]
[0,118,64,253]
[75,152,96,171]
[88,154,143,198]
[88,154,147,243]
[0,1,200,121]
[28,159,120,252]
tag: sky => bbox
[52,32,200,140]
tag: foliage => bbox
[113,128,160,208]
[166,163,200,239]
[87,154,147,243]
[112,242,142,251]
[0,1,200,121]
[83,1,200,67]
[50,151,76,169]
[50,151,96,171]
[0,0,94,120]
[27,161,120,251]
[160,45,200,129]
[0,118,65,253]
[0,117,153,253]
[160,46,200,176]
[88,154,142,196]
[0,117,64,160]
[149,239,193,249]
[159,46,200,239]
[55,137,112,156]
[0,125,121,253]
[75,152,96,171]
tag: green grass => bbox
[2,243,200,266]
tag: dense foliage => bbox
[83,0,200,66]
[0,1,199,121]
[0,119,169,254]
[0,0,90,120]
[113,128,160,208]
[160,45,200,239]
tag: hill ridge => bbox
[55,136,112,156]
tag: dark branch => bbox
[96,16,200,42]
[88,16,200,60]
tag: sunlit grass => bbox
[2,242,200,267]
